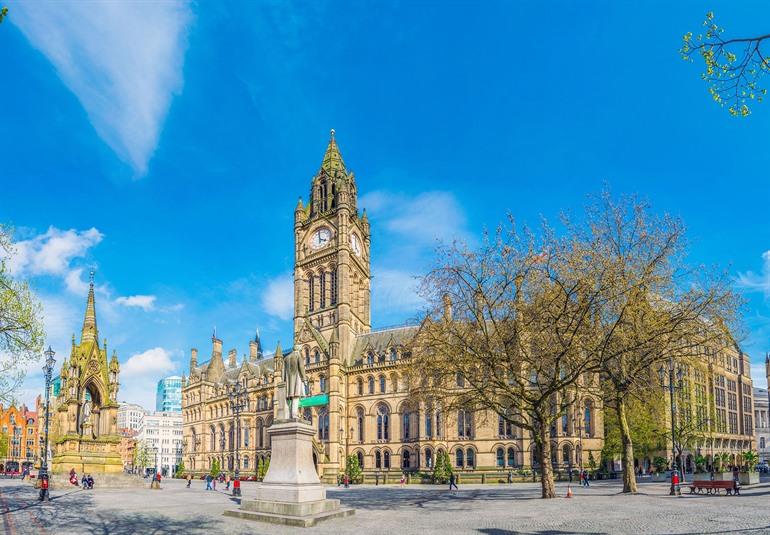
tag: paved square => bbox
[3,477,770,534]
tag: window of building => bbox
[367,352,374,366]
[357,378,363,396]
[425,412,433,438]
[584,401,593,437]
[458,409,473,439]
[308,275,315,312]
[377,405,390,441]
[357,450,364,469]
[456,449,464,468]
[402,450,411,469]
[384,450,391,469]
[368,377,375,394]
[356,408,364,442]
[319,375,326,393]
[320,272,326,309]
[330,268,338,305]
[761,437,766,449]
[390,348,398,362]
[507,447,517,467]
[425,448,433,468]
[466,448,475,468]
[314,349,321,364]
[496,448,504,467]
[379,375,386,393]
[375,450,382,469]
[456,372,465,388]
[498,414,513,438]
[318,409,329,441]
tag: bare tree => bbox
[576,194,740,493]
[681,11,770,116]
[406,217,610,499]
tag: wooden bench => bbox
[688,480,740,495]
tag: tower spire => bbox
[80,270,98,344]
[320,128,346,174]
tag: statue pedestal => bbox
[225,419,353,527]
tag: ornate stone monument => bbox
[50,274,129,482]
[225,348,353,527]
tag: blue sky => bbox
[1,1,769,409]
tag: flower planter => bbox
[739,472,759,485]
[711,472,735,481]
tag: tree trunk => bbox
[617,396,638,493]
[538,423,556,498]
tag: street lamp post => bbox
[658,355,685,496]
[38,346,56,501]
[228,382,247,496]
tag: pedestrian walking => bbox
[582,469,590,487]
[448,473,458,491]
[400,473,405,487]
[205,474,212,490]
[186,473,192,488]
[225,473,231,490]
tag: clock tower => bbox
[294,129,371,356]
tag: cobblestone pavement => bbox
[3,476,770,535]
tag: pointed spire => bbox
[295,196,304,211]
[80,270,98,344]
[320,129,346,174]
[274,340,282,359]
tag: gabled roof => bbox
[348,325,418,365]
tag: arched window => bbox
[210,426,216,451]
[320,272,326,309]
[314,349,321,364]
[319,375,326,393]
[390,348,398,362]
[456,449,464,468]
[402,450,411,469]
[379,375,386,393]
[304,347,310,367]
[584,400,593,438]
[257,419,264,448]
[425,448,433,468]
[563,445,572,465]
[356,407,364,442]
[191,429,197,452]
[466,448,475,468]
[243,456,249,469]
[319,179,328,212]
[330,268,338,305]
[561,413,569,434]
[496,448,504,467]
[375,450,382,469]
[402,411,412,440]
[435,410,442,438]
[368,376,375,394]
[762,437,766,449]
[357,378,363,396]
[456,372,465,387]
[507,447,516,467]
[458,409,473,438]
[357,450,364,469]
[308,275,315,312]
[303,408,312,424]
[377,405,390,441]
[425,411,433,438]
[384,450,391,469]
[318,408,329,441]
[244,427,249,447]
[367,351,374,365]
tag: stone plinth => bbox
[225,418,354,527]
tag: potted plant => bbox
[739,451,760,485]
[651,456,668,481]
[710,452,734,481]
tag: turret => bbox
[190,348,198,369]
[228,349,237,368]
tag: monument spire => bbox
[80,270,98,344]
[320,128,346,174]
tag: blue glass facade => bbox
[155,376,182,412]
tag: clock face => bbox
[310,228,332,249]
[350,233,361,256]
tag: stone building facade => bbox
[753,386,769,464]
[182,131,604,481]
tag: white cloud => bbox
[751,362,768,390]
[116,295,157,311]
[121,347,177,379]
[7,227,103,278]
[10,0,193,176]
[372,268,426,314]
[262,275,294,320]
[360,190,470,246]
[737,250,770,297]
[118,347,180,409]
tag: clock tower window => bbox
[330,268,338,305]
[308,275,315,312]
[320,272,326,309]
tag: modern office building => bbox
[156,376,182,413]
[117,402,147,433]
[137,411,184,476]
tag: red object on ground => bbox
[41,478,49,490]
[233,479,241,489]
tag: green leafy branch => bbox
[681,11,770,116]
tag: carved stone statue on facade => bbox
[80,398,92,435]
[282,350,307,419]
